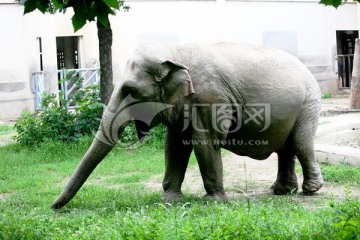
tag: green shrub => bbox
[14,72,104,145]
[74,85,104,134]
[148,124,166,142]
[119,123,166,147]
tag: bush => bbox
[119,123,166,147]
[14,73,104,145]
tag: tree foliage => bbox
[19,0,129,32]
[319,0,360,8]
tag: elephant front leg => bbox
[193,142,228,202]
[162,128,193,202]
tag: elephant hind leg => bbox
[292,104,323,194]
[271,146,298,195]
[294,141,323,194]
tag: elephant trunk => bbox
[51,138,115,209]
[51,99,130,209]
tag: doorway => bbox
[56,36,80,105]
[56,36,79,70]
[336,30,358,88]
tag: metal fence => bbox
[32,68,100,110]
[337,54,354,88]
[33,72,45,110]
[58,68,100,102]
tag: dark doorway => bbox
[56,36,79,70]
[336,30,358,88]
[56,36,80,104]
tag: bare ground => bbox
[0,133,14,147]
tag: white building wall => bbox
[0,4,99,120]
[0,1,358,120]
[0,4,36,120]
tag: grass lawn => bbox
[1,134,360,239]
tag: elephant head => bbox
[51,45,195,209]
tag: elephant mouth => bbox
[96,94,173,146]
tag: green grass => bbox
[0,124,13,134]
[295,162,360,186]
[1,138,360,239]
[321,93,332,99]
[321,163,360,185]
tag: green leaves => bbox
[92,0,115,28]
[72,14,87,33]
[319,0,343,8]
[20,0,129,32]
[23,0,44,14]
[35,0,49,13]
[319,0,360,8]
[103,0,121,9]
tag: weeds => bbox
[0,125,13,134]
[321,163,360,185]
[331,187,360,239]
[322,93,332,99]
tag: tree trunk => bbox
[350,39,360,109]
[97,21,113,106]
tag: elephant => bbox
[51,43,323,209]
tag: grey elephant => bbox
[51,43,323,209]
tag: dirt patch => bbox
[0,122,15,147]
[0,193,9,201]
[320,97,360,117]
[316,130,360,149]
[0,133,15,147]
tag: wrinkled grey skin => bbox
[51,43,323,209]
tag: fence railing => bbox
[33,72,45,110]
[32,68,100,110]
[337,54,354,89]
[58,68,100,102]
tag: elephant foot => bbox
[162,191,183,202]
[203,192,229,202]
[302,176,324,194]
[271,179,299,195]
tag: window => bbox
[37,37,43,71]
[336,30,359,88]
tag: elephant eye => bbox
[145,69,161,84]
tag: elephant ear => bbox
[156,61,195,104]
